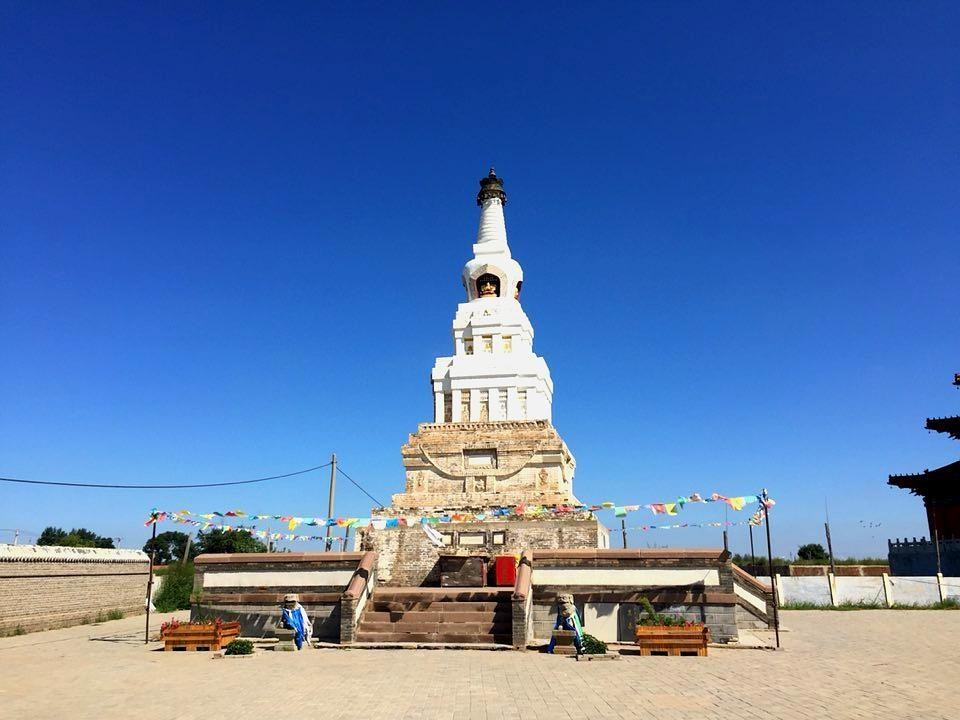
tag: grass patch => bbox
[891,598,960,610]
[781,599,959,610]
[778,601,820,610]
[834,600,884,610]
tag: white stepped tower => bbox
[431,169,554,424]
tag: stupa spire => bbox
[463,168,524,302]
[474,168,509,253]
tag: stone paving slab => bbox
[0,610,957,719]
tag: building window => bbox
[440,532,454,546]
[492,531,506,546]
[482,335,493,353]
[460,391,470,421]
[443,393,452,423]
[498,390,507,419]
[464,337,474,355]
[478,390,489,421]
[502,336,512,352]
[459,532,486,546]
[518,389,528,418]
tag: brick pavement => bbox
[0,610,957,719]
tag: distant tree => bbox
[37,526,115,548]
[143,531,195,564]
[37,527,68,546]
[194,528,267,555]
[797,543,829,561]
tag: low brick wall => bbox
[530,548,740,643]
[0,544,149,634]
[191,552,368,642]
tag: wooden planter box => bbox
[162,622,241,652]
[634,625,710,657]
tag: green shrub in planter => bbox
[581,633,607,655]
[224,639,254,656]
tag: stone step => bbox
[359,621,510,635]
[372,588,511,603]
[369,601,509,613]
[362,610,508,624]
[355,631,513,644]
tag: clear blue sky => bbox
[2,2,957,558]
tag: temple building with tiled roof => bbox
[887,374,960,575]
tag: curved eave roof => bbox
[925,416,960,440]
[888,459,960,494]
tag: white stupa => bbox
[430,169,553,424]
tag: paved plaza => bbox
[1,610,957,720]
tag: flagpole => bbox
[761,489,780,649]
[145,521,156,645]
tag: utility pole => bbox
[325,453,337,551]
[824,522,836,576]
[761,489,780,649]
[824,498,836,575]
[749,524,756,574]
[620,519,628,549]
[144,522,157,645]
[181,533,192,564]
[933,507,943,576]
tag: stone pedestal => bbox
[274,627,297,651]
[394,420,577,511]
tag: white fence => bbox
[756,574,960,607]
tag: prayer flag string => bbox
[143,492,775,533]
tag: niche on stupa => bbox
[475,273,500,298]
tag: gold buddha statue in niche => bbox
[476,273,500,298]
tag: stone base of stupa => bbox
[393,420,578,510]
[358,517,609,587]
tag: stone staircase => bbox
[355,587,513,645]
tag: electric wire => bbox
[0,462,332,490]
[335,465,386,508]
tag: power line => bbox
[336,465,386,508]
[0,462,332,490]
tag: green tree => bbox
[37,526,115,548]
[142,531,195,564]
[194,528,267,555]
[797,543,829,561]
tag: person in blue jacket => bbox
[280,593,313,650]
